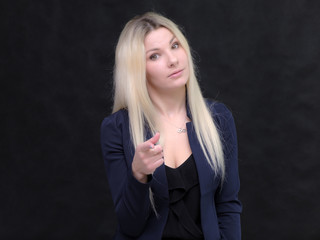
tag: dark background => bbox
[2,0,320,239]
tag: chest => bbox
[160,126,192,168]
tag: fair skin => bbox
[132,27,192,183]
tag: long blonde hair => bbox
[113,12,225,180]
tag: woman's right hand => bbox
[132,132,164,183]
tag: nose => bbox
[167,52,178,68]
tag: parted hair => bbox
[113,12,225,181]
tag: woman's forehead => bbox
[144,28,175,49]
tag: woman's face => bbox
[144,27,189,93]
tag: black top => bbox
[162,154,204,240]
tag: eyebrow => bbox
[146,35,176,54]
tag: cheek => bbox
[182,54,190,73]
[146,63,162,81]
[181,51,188,64]
[146,65,155,81]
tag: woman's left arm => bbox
[214,103,242,239]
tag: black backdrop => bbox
[2,0,320,239]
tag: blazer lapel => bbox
[187,121,218,196]
[152,163,169,199]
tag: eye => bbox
[149,53,160,61]
[172,42,179,49]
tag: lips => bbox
[168,69,184,78]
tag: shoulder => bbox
[205,99,234,122]
[204,99,237,137]
[205,99,238,153]
[100,109,129,140]
[101,109,129,129]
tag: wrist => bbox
[132,170,148,183]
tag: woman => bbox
[101,12,242,240]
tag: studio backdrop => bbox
[2,0,320,239]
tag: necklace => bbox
[177,127,187,133]
[161,115,188,133]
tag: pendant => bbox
[177,128,187,133]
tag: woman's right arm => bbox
[100,113,163,237]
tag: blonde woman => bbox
[101,12,242,240]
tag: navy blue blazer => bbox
[100,101,242,240]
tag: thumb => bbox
[147,132,160,146]
[138,132,161,152]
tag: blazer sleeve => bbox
[100,111,152,237]
[212,103,242,240]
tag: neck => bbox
[148,86,187,118]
